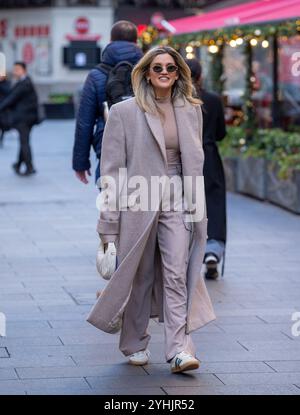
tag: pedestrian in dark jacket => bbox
[73,20,143,184]
[185,58,227,279]
[0,62,38,175]
[0,75,11,146]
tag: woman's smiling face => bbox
[147,53,179,96]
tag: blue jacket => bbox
[72,40,143,172]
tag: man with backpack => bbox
[72,20,143,184]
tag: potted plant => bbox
[219,126,244,193]
[44,93,75,119]
[265,131,300,214]
[236,130,268,201]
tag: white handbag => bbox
[96,240,117,280]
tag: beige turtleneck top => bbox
[154,95,180,151]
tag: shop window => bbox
[252,42,273,129]
[278,35,300,130]
[223,44,246,125]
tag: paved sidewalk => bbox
[0,121,300,395]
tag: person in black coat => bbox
[185,58,227,279]
[0,62,38,175]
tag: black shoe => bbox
[12,162,21,175]
[21,167,37,176]
[204,254,219,280]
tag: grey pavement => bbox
[0,121,300,395]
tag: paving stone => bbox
[26,387,165,395]
[0,336,62,347]
[265,361,300,373]
[215,372,300,385]
[86,373,223,390]
[0,377,90,392]
[236,340,300,352]
[144,361,275,375]
[0,368,18,380]
[0,355,75,368]
[217,323,291,334]
[16,364,146,379]
[0,348,9,358]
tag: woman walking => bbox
[87,46,216,373]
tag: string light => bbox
[229,39,237,47]
[236,37,244,45]
[186,53,195,59]
[250,38,258,46]
[185,45,194,53]
[208,44,219,54]
[262,40,269,48]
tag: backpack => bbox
[97,61,134,110]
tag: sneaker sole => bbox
[128,358,149,366]
[171,360,200,373]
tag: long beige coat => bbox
[87,95,216,334]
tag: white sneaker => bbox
[170,351,200,373]
[128,349,151,366]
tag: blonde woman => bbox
[87,45,216,373]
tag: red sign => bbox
[75,17,89,35]
[151,12,164,26]
[22,43,34,64]
[15,25,50,38]
[0,19,7,38]
[137,24,147,37]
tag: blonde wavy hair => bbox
[131,45,202,116]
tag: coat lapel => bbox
[144,111,167,166]
[173,97,201,177]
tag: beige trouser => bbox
[119,149,196,362]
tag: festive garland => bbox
[137,25,159,52]
[157,19,300,48]
[145,18,300,130]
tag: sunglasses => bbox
[151,64,178,73]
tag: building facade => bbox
[0,2,113,102]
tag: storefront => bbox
[0,6,113,105]
[156,0,300,131]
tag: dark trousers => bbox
[16,123,34,169]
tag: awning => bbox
[168,0,300,35]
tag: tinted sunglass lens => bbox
[167,65,177,72]
[152,66,163,73]
[151,65,177,73]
